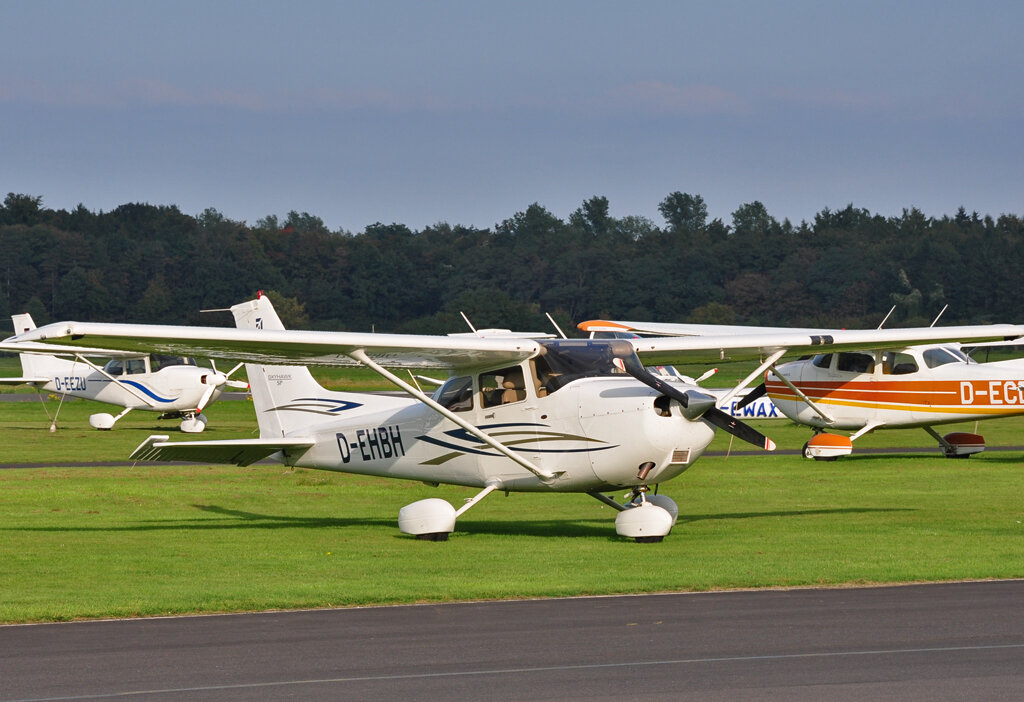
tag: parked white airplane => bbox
[580,319,1024,460]
[0,313,247,432]
[8,298,1024,540]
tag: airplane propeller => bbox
[197,362,248,413]
[734,382,768,410]
[615,352,776,451]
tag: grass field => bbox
[1,379,1023,623]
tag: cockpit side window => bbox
[100,358,147,375]
[882,351,918,375]
[480,366,527,407]
[836,352,874,374]
[434,376,474,412]
[151,355,197,371]
[124,359,146,375]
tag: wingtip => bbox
[765,439,777,451]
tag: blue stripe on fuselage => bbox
[119,379,178,403]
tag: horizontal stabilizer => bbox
[130,435,315,467]
[0,376,50,385]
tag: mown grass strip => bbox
[1,396,1023,622]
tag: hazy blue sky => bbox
[2,1,1022,231]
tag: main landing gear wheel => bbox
[939,431,985,458]
[802,433,853,461]
[398,498,456,541]
[89,407,132,431]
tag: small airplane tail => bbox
[230,293,405,438]
[8,313,55,378]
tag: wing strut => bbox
[718,349,787,406]
[72,353,162,408]
[772,369,836,424]
[347,349,560,483]
[720,348,837,424]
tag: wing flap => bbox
[130,435,315,467]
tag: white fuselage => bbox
[24,355,220,414]
[277,376,716,493]
[768,347,1024,431]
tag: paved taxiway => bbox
[2,580,1023,701]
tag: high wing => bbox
[8,322,543,371]
[579,319,1024,365]
[11,319,1024,371]
[579,320,823,337]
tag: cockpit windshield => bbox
[151,355,198,371]
[534,339,633,393]
[101,358,147,375]
[923,346,973,368]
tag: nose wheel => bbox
[180,412,209,433]
[590,487,678,542]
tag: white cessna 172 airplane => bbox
[580,319,1024,460]
[0,313,247,432]
[8,296,1024,540]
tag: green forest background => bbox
[2,191,1021,335]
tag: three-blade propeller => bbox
[197,362,248,413]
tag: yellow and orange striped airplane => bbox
[579,319,1024,460]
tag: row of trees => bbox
[2,192,1023,335]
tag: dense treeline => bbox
[2,192,1022,334]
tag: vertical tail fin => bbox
[12,313,36,335]
[230,295,329,438]
[9,313,50,378]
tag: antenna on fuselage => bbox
[877,305,896,329]
[930,304,949,327]
[545,312,568,339]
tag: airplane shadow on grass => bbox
[441,507,914,540]
[1,503,913,539]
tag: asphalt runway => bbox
[2,580,1023,701]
